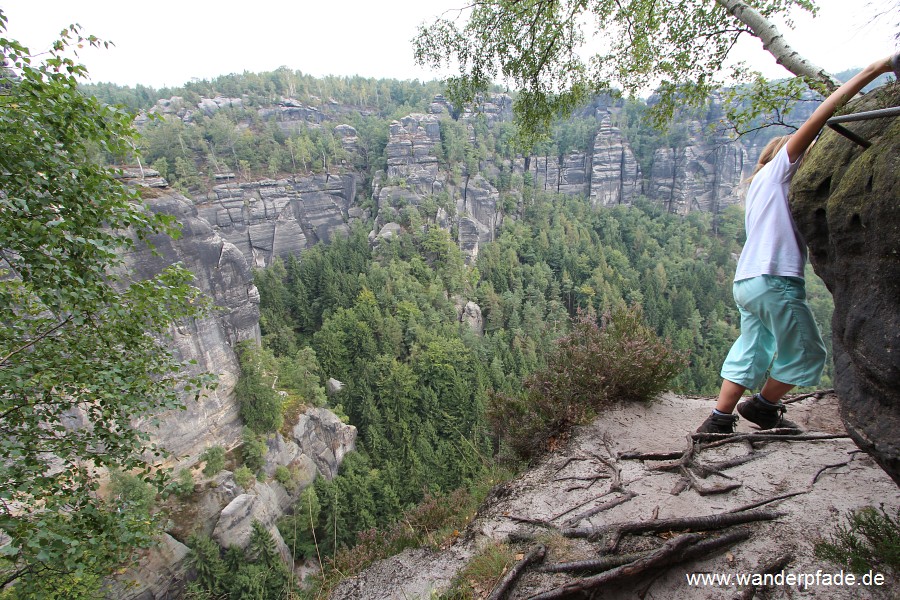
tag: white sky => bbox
[2,0,897,89]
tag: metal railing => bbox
[826,106,900,148]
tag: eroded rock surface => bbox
[292,408,357,480]
[196,174,355,268]
[791,82,900,485]
[125,190,260,462]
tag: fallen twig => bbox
[487,544,546,600]
[811,458,854,485]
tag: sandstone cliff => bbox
[111,183,358,599]
[124,187,261,460]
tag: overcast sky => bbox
[3,0,897,89]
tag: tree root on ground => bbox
[487,426,843,599]
[739,552,794,600]
[525,529,751,599]
[562,508,781,550]
[487,544,547,600]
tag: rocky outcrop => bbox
[257,98,325,135]
[589,112,642,207]
[105,534,190,600]
[212,481,293,565]
[791,82,900,486]
[292,408,357,480]
[646,121,747,215]
[529,152,592,196]
[460,93,514,124]
[385,114,442,190]
[455,299,484,335]
[125,190,260,462]
[196,173,355,268]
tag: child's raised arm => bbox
[786,53,896,163]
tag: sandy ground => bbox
[330,393,899,599]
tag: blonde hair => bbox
[746,135,792,183]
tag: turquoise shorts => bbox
[720,275,827,389]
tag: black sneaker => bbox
[696,412,738,434]
[737,394,800,432]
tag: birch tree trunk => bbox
[715,0,842,93]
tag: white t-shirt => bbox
[734,145,807,282]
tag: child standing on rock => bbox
[697,53,899,434]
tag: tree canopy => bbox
[0,11,209,595]
[414,0,838,145]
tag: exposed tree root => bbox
[696,431,850,450]
[695,449,774,478]
[561,491,637,528]
[526,529,751,599]
[492,424,832,599]
[507,515,556,529]
[552,456,593,476]
[739,552,794,600]
[550,491,614,522]
[487,544,546,600]
[782,388,834,405]
[679,465,742,496]
[618,449,685,461]
[561,508,781,548]
[541,550,650,574]
[725,491,809,514]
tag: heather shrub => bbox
[815,505,900,577]
[488,306,687,460]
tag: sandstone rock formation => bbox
[105,534,190,600]
[791,82,900,485]
[589,112,642,207]
[125,190,261,461]
[330,393,899,599]
[292,408,357,480]
[646,121,747,215]
[385,114,441,190]
[196,173,355,267]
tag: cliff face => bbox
[114,185,359,599]
[125,188,261,460]
[791,82,900,485]
[589,112,642,207]
[195,172,358,268]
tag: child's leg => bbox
[759,378,795,404]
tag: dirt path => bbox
[331,393,899,599]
